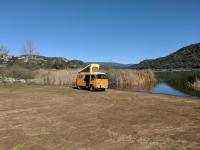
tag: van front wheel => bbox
[77,86,81,90]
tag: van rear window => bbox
[96,74,107,79]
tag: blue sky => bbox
[0,0,200,64]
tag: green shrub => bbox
[168,71,200,87]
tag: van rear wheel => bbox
[89,86,95,91]
[101,88,106,91]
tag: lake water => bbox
[137,71,200,99]
[148,82,189,97]
[136,81,200,99]
[113,71,200,98]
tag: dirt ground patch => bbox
[0,85,200,150]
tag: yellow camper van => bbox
[76,64,108,91]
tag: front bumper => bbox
[100,85,108,89]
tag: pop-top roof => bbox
[78,64,100,73]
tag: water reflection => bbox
[150,82,189,97]
[113,71,200,98]
[116,81,200,99]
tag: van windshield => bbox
[96,74,107,79]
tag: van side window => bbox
[96,74,107,79]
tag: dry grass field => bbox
[0,85,200,150]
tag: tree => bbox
[0,45,9,56]
[21,41,37,56]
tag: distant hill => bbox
[0,55,85,69]
[1,54,131,70]
[86,62,130,69]
[129,43,200,69]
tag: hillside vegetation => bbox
[129,43,200,69]
[0,55,85,69]
[87,62,130,69]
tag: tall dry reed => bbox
[104,69,156,88]
[32,69,156,88]
[32,69,79,86]
[190,79,200,91]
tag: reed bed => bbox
[104,69,156,88]
[32,69,79,86]
[32,69,156,88]
[190,80,200,91]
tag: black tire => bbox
[101,88,106,91]
[77,86,81,90]
[89,85,95,91]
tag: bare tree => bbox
[21,41,37,56]
[0,45,9,56]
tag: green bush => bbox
[168,71,200,86]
